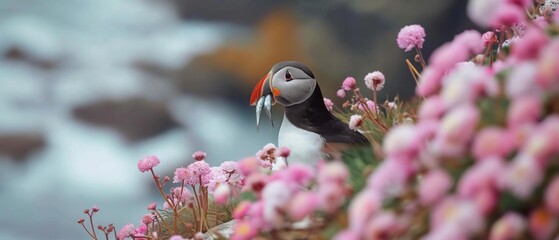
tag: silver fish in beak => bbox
[250,72,275,130]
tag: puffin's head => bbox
[250,61,316,107]
[249,61,316,128]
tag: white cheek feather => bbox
[277,115,325,165]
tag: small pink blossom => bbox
[262,181,292,224]
[482,31,497,46]
[348,114,364,130]
[396,24,426,52]
[441,63,497,107]
[545,176,559,214]
[194,232,204,240]
[536,39,559,88]
[358,100,377,113]
[363,211,405,239]
[467,0,502,27]
[336,89,346,98]
[499,154,543,199]
[173,167,188,183]
[506,61,541,98]
[237,157,259,176]
[323,98,334,112]
[318,161,349,184]
[333,230,360,240]
[383,124,420,158]
[507,95,542,128]
[185,161,211,186]
[454,30,484,54]
[141,214,153,225]
[528,208,557,240]
[458,158,505,197]
[489,212,526,240]
[367,158,413,197]
[431,198,484,236]
[317,181,347,213]
[277,147,290,158]
[416,66,444,97]
[419,169,452,206]
[192,151,207,161]
[364,71,386,91]
[348,190,381,233]
[534,16,549,28]
[137,155,160,173]
[522,129,556,163]
[287,191,319,221]
[147,202,156,211]
[342,77,357,91]
[433,104,480,156]
[511,28,550,61]
[169,236,185,240]
[472,188,498,215]
[117,224,135,240]
[213,184,231,204]
[231,220,257,240]
[419,96,446,120]
[472,127,511,160]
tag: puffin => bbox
[250,61,370,165]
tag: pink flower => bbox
[364,71,386,91]
[489,212,526,240]
[482,31,497,46]
[194,232,204,240]
[472,127,511,160]
[416,66,444,97]
[147,202,156,211]
[396,24,426,52]
[169,236,185,240]
[536,39,559,88]
[323,98,334,112]
[358,99,377,113]
[528,208,557,240]
[506,61,541,98]
[317,181,347,213]
[522,129,556,162]
[117,224,135,240]
[192,151,207,161]
[363,211,405,239]
[433,104,480,156]
[231,220,257,240]
[233,201,251,219]
[499,154,543,199]
[336,89,346,98]
[367,158,413,197]
[472,188,497,215]
[318,161,349,184]
[423,224,467,240]
[419,96,446,120]
[467,0,502,27]
[342,77,357,91]
[348,190,381,233]
[431,197,484,236]
[287,191,319,221]
[419,169,452,206]
[262,181,292,224]
[141,214,153,225]
[237,157,259,176]
[348,114,364,130]
[534,16,549,28]
[333,230,360,240]
[383,124,421,158]
[458,158,505,197]
[185,161,211,186]
[277,147,290,158]
[507,95,542,128]
[137,155,160,173]
[545,176,559,214]
[441,63,497,107]
[511,28,550,61]
[173,167,188,183]
[213,184,231,204]
[429,42,468,71]
[454,30,484,54]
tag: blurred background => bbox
[0,0,474,239]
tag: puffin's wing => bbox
[318,117,370,145]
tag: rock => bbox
[72,98,180,141]
[0,134,45,161]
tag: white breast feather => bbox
[278,115,325,165]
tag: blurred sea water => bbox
[0,0,275,239]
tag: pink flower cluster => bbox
[396,24,426,52]
[338,3,559,239]
[232,161,351,240]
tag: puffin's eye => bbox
[285,70,293,81]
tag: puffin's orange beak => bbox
[250,73,271,106]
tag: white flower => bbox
[364,71,386,91]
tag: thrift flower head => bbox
[358,100,377,113]
[489,212,526,240]
[499,154,543,199]
[323,98,334,112]
[192,151,207,161]
[173,167,188,183]
[348,114,364,130]
[277,147,290,158]
[137,155,160,173]
[336,89,346,98]
[472,127,511,160]
[364,71,386,91]
[287,191,320,221]
[342,77,357,91]
[117,224,135,240]
[232,220,257,240]
[185,161,211,185]
[396,24,426,52]
[348,190,381,233]
[213,184,231,204]
[419,169,452,206]
[544,176,559,214]
[147,202,156,210]
[507,95,542,128]
[482,31,497,46]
